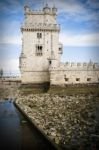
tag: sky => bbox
[0,0,99,75]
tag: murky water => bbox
[0,100,57,150]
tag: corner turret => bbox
[43,3,51,14]
[49,50,59,69]
[52,5,57,15]
[24,5,30,13]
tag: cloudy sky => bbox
[0,0,99,75]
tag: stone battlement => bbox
[64,62,99,70]
[24,10,56,15]
[24,4,57,15]
[50,62,99,71]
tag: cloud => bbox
[0,0,99,71]
[0,58,20,74]
[0,0,23,14]
[46,0,86,15]
[56,1,99,25]
[0,20,22,44]
[59,32,99,46]
[86,0,99,9]
[0,35,21,45]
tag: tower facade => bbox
[19,4,99,86]
[19,4,63,84]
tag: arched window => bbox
[36,45,43,56]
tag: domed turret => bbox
[24,5,30,12]
[43,3,51,14]
[52,5,57,15]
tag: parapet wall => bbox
[50,62,99,71]
[49,62,99,86]
[64,62,99,70]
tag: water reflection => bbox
[0,101,21,150]
[0,100,57,150]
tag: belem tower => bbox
[19,4,99,86]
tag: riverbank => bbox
[0,81,99,99]
[16,93,99,150]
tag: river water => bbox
[0,100,57,150]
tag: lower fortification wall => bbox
[50,69,99,86]
[21,71,50,84]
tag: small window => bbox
[76,78,80,81]
[65,78,69,81]
[49,60,51,65]
[36,45,43,56]
[87,78,91,82]
[59,48,62,54]
[37,33,42,39]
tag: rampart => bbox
[49,62,99,86]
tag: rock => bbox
[16,93,99,149]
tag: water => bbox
[0,100,57,150]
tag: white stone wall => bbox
[50,70,99,85]
[21,31,60,71]
[21,71,50,83]
[20,5,61,83]
[49,62,99,85]
[25,13,57,25]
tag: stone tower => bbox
[19,4,63,84]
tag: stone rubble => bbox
[16,94,99,149]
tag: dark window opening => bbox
[59,48,62,54]
[36,45,43,56]
[87,78,91,81]
[49,61,51,65]
[65,78,69,81]
[37,33,42,39]
[76,78,80,81]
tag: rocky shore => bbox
[16,93,99,150]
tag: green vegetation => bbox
[0,81,99,98]
[19,83,49,95]
[48,85,99,95]
[0,88,9,99]
[19,84,99,96]
[19,87,46,95]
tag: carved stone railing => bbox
[21,23,60,32]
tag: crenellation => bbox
[24,4,57,16]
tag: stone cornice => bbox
[21,25,60,32]
[25,11,56,16]
[21,28,60,32]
